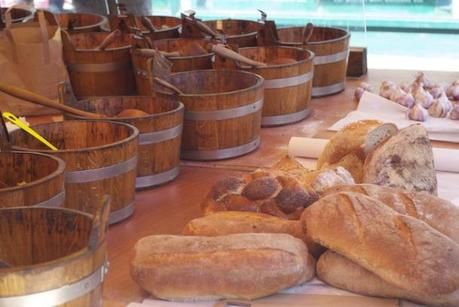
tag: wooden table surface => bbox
[32,69,458,306]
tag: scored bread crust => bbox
[317,250,459,307]
[317,120,382,169]
[183,211,324,258]
[301,192,459,296]
[322,184,459,244]
[131,233,315,301]
[363,124,437,195]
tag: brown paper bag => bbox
[0,8,68,116]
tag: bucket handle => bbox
[153,77,184,95]
[97,29,121,50]
[141,16,157,32]
[3,3,35,27]
[88,195,111,251]
[212,44,267,68]
[302,23,314,44]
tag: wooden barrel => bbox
[0,151,65,209]
[204,19,262,47]
[155,69,264,161]
[64,96,184,189]
[56,12,108,32]
[237,46,314,126]
[152,38,213,72]
[0,7,33,24]
[0,201,109,307]
[62,31,136,99]
[277,26,350,97]
[9,120,138,224]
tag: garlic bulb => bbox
[399,82,413,93]
[359,82,372,91]
[354,82,373,101]
[427,84,444,99]
[428,93,452,118]
[414,72,431,88]
[354,87,365,101]
[450,104,459,120]
[413,85,434,108]
[407,104,428,122]
[379,81,397,99]
[446,82,459,101]
[391,92,415,108]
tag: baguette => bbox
[131,233,315,301]
[183,211,324,258]
[323,184,459,243]
[317,250,459,307]
[302,192,459,296]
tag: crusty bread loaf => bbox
[302,192,459,297]
[183,211,324,258]
[363,124,437,195]
[317,120,383,169]
[131,233,315,301]
[317,250,459,307]
[323,184,459,244]
[202,170,318,220]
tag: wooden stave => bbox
[62,31,136,98]
[155,69,264,160]
[237,46,315,126]
[64,96,184,189]
[8,120,138,224]
[0,151,66,209]
[0,206,107,307]
[277,26,350,97]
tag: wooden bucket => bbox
[0,6,33,24]
[0,199,110,307]
[9,120,138,224]
[0,151,65,209]
[151,38,213,72]
[204,19,262,47]
[238,46,314,126]
[277,26,350,97]
[155,69,264,161]
[62,31,136,99]
[56,12,108,32]
[64,94,184,189]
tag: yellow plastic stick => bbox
[2,112,58,151]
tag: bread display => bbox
[317,251,459,306]
[201,170,319,220]
[363,124,437,194]
[183,211,324,258]
[323,184,459,243]
[302,191,459,305]
[131,233,315,301]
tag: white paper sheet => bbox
[329,92,459,143]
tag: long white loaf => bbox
[131,233,315,301]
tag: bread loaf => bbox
[323,184,459,243]
[131,233,315,301]
[317,250,459,307]
[183,211,324,258]
[302,192,459,296]
[317,120,382,169]
[202,171,318,220]
[363,124,437,195]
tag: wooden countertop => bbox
[30,68,459,306]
